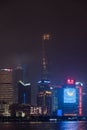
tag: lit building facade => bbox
[0,69,14,104]
[52,86,59,115]
[52,79,83,116]
[82,84,87,116]
[37,79,52,115]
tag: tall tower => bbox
[37,34,52,115]
[41,34,50,80]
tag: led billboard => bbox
[57,109,62,116]
[64,88,76,103]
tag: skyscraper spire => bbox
[41,34,50,80]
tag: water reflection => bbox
[60,121,78,130]
[0,121,87,130]
[60,121,87,130]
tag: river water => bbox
[0,121,87,130]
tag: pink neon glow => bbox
[67,79,74,84]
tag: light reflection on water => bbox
[0,121,87,130]
[60,121,87,130]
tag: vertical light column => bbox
[79,86,82,116]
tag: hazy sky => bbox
[0,0,87,85]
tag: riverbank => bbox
[0,116,87,122]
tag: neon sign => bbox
[67,79,75,85]
[64,88,76,103]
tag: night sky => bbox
[0,0,87,86]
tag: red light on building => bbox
[42,34,50,40]
[67,79,75,85]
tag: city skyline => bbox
[0,68,84,116]
[0,0,87,86]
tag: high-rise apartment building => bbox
[0,69,14,104]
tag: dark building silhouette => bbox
[18,81,31,104]
[37,80,52,115]
[13,65,24,103]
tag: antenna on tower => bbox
[41,34,50,80]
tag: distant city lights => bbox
[38,80,51,84]
[1,69,12,72]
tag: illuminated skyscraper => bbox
[18,81,31,104]
[0,66,29,105]
[52,79,83,116]
[0,69,14,104]
[37,80,52,115]
[37,34,52,115]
